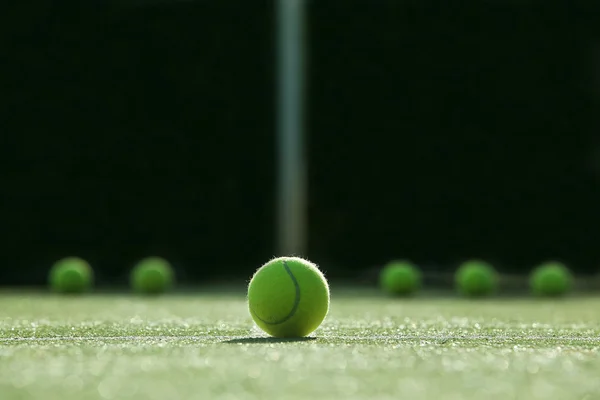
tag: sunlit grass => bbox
[0,291,599,399]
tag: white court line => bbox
[0,335,599,342]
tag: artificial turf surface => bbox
[1,289,599,400]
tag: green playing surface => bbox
[1,289,599,400]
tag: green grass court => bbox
[1,288,599,400]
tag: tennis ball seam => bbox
[250,261,301,325]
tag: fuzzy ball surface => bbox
[130,257,175,295]
[455,260,497,297]
[530,261,572,297]
[49,257,94,294]
[380,260,421,296]
[248,257,330,338]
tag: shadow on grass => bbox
[224,337,317,344]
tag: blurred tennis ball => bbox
[379,260,421,296]
[130,257,175,295]
[49,257,94,294]
[455,259,497,297]
[530,261,572,297]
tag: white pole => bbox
[276,0,307,256]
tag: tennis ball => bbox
[530,261,572,297]
[247,256,330,338]
[379,260,421,296]
[455,259,497,297]
[130,257,174,294]
[49,257,93,294]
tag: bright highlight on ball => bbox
[530,261,572,297]
[379,260,421,296]
[49,256,94,294]
[455,259,497,297]
[247,256,330,338]
[130,256,175,295]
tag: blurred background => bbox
[2,1,600,287]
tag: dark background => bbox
[2,1,599,285]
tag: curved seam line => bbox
[251,261,301,325]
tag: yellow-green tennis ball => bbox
[49,257,93,294]
[130,257,174,295]
[455,259,497,297]
[530,261,572,297]
[247,256,330,338]
[380,260,421,296]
